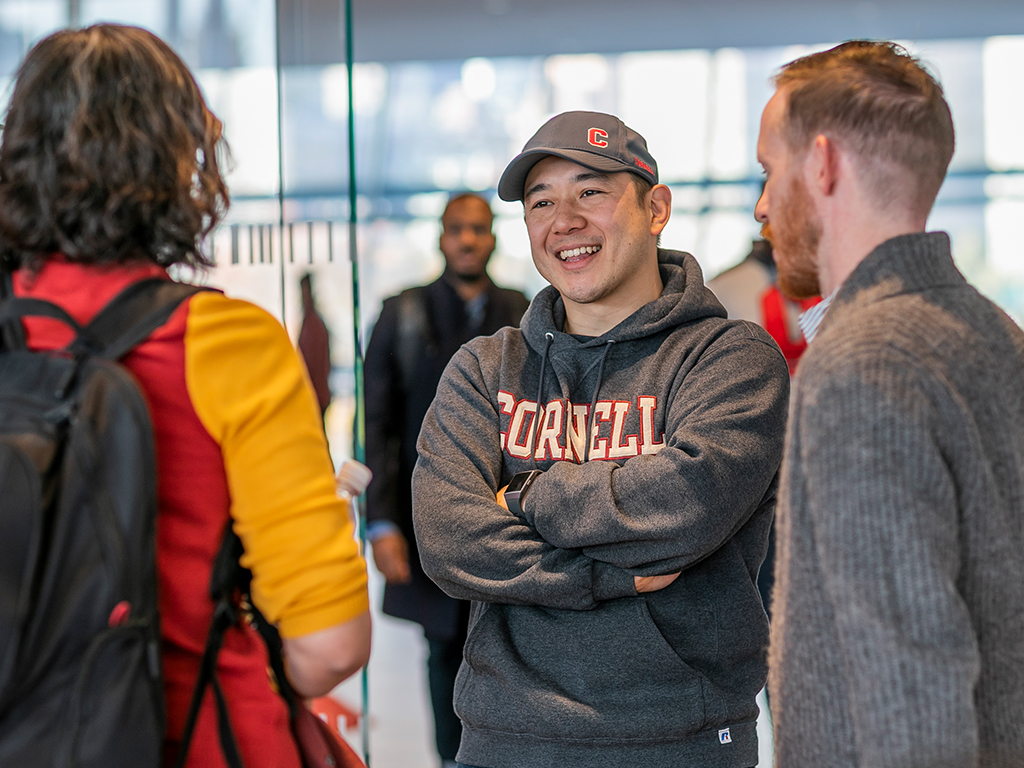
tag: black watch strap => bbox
[504,470,542,516]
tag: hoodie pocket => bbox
[455,597,707,741]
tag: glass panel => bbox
[984,37,1024,171]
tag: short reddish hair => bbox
[775,41,955,216]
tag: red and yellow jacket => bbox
[14,259,368,768]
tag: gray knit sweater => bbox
[770,232,1024,768]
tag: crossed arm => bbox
[493,485,680,594]
[412,333,789,609]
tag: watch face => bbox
[507,472,532,494]
[505,471,539,515]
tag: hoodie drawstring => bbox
[531,332,555,466]
[584,340,615,463]
[530,335,615,465]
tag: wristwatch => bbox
[504,470,542,516]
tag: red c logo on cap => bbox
[587,128,609,148]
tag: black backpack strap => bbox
[178,523,309,768]
[173,601,246,768]
[78,278,210,360]
[0,292,93,385]
[0,275,210,358]
[174,524,248,768]
[208,526,301,718]
[232,541,304,737]
[0,270,26,351]
[0,295,84,341]
[248,594,299,714]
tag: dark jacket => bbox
[364,275,529,638]
[413,249,790,768]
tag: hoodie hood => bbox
[520,248,727,351]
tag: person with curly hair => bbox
[0,24,370,767]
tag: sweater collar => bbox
[818,231,962,336]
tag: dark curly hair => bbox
[0,24,229,271]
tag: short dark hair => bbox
[775,40,954,216]
[628,175,663,247]
[442,193,493,228]
[0,24,229,272]
[630,174,654,209]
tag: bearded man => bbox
[757,41,1024,768]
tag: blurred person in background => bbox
[709,238,821,647]
[363,193,528,768]
[758,40,1024,768]
[709,238,820,375]
[0,24,370,767]
[297,272,333,421]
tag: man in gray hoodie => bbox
[413,111,790,768]
[759,42,1024,767]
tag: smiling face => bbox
[523,156,669,335]
[755,88,823,300]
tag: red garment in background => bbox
[298,305,331,416]
[761,286,821,375]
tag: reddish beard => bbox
[761,175,822,300]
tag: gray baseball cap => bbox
[497,111,658,202]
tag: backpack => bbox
[0,274,205,767]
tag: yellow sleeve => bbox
[184,291,368,639]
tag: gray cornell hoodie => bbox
[412,249,789,768]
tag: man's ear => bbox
[649,184,672,236]
[808,134,840,197]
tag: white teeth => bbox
[558,245,600,260]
